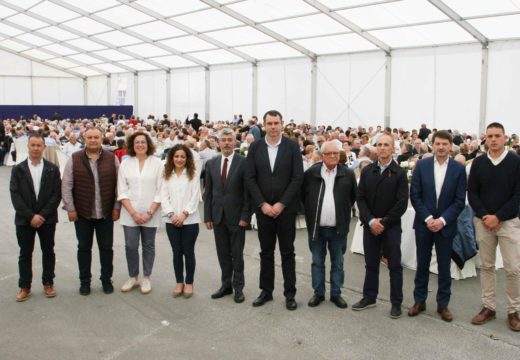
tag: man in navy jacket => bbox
[409,130,466,322]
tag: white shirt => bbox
[319,164,337,227]
[63,141,82,158]
[28,158,44,199]
[160,168,201,225]
[265,136,282,172]
[424,157,448,225]
[220,152,234,177]
[487,149,508,166]
[117,156,163,227]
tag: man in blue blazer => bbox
[409,130,466,321]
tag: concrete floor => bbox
[0,166,518,360]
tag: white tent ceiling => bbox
[1,0,520,78]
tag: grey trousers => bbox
[123,226,157,277]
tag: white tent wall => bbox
[32,77,84,105]
[257,58,311,123]
[390,44,481,134]
[0,50,32,76]
[0,76,31,104]
[138,71,167,119]
[87,76,108,106]
[209,63,253,122]
[170,68,205,121]
[316,52,386,129]
[110,72,135,108]
[487,40,520,135]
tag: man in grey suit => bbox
[204,128,251,303]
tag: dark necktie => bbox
[221,157,228,187]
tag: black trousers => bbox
[213,218,246,291]
[74,217,114,284]
[16,224,56,289]
[256,211,297,298]
[362,224,403,305]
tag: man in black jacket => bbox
[245,110,303,310]
[302,141,357,309]
[353,134,409,318]
[10,133,61,302]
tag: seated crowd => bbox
[4,110,520,333]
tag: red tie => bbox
[221,157,228,187]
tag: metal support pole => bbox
[166,70,171,116]
[252,63,258,116]
[384,53,392,128]
[205,68,210,121]
[479,46,489,135]
[83,78,88,105]
[310,58,318,126]
[106,74,111,105]
[133,72,139,116]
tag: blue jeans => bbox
[308,227,347,297]
[166,223,199,284]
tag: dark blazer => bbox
[204,154,251,225]
[410,157,466,238]
[302,162,357,240]
[357,160,409,228]
[10,159,62,226]
[245,136,304,214]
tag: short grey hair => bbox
[320,140,341,154]
[219,127,234,138]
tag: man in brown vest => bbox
[62,126,120,296]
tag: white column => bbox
[384,53,392,128]
[479,46,489,135]
[310,59,317,126]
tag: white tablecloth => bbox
[350,208,504,280]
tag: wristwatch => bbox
[147,210,153,216]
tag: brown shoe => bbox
[184,284,193,299]
[16,288,31,302]
[471,307,496,325]
[43,283,56,298]
[408,303,426,317]
[437,306,453,322]
[508,312,520,332]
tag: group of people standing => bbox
[9,112,520,332]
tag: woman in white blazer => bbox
[161,144,201,299]
[117,132,162,294]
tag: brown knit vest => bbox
[72,149,117,219]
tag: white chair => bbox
[14,137,28,165]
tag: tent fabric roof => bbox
[1,0,519,77]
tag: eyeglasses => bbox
[134,140,147,144]
[322,152,339,156]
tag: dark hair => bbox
[263,110,283,122]
[164,144,196,181]
[28,132,45,143]
[127,132,155,156]
[432,130,453,144]
[116,139,126,150]
[486,122,505,133]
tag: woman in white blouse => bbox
[117,132,163,294]
[161,144,201,299]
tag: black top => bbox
[468,151,520,221]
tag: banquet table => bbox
[350,208,504,280]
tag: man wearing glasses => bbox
[302,141,357,308]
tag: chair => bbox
[14,137,28,165]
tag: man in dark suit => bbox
[10,133,61,302]
[353,134,409,318]
[409,130,466,321]
[245,110,304,310]
[204,128,251,303]
[187,113,202,133]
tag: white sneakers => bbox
[140,278,152,294]
[121,277,152,294]
[121,278,139,292]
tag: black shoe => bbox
[331,295,348,309]
[286,297,297,311]
[252,291,273,307]
[234,290,245,303]
[79,284,90,296]
[211,287,233,299]
[308,294,325,307]
[390,304,402,319]
[352,298,376,311]
[102,280,114,294]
